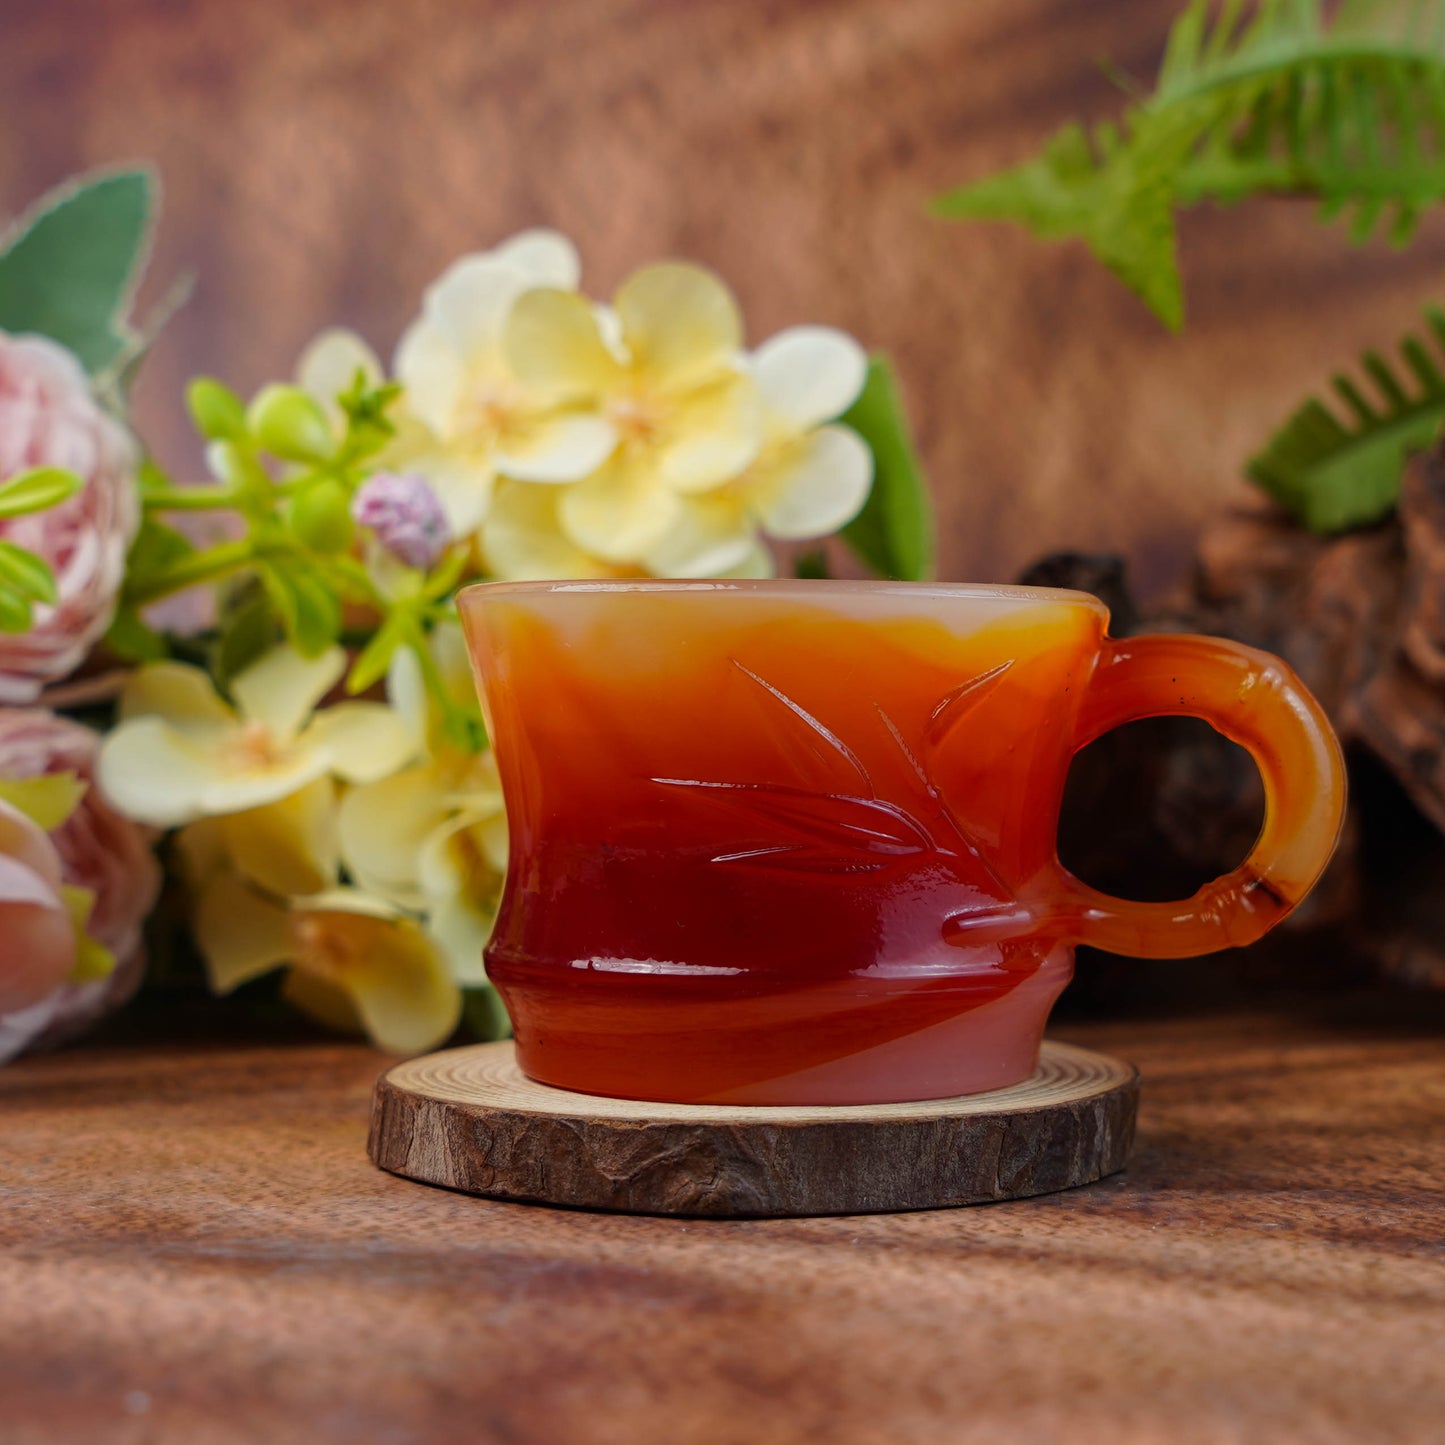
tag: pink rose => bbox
[0,332,140,702]
[0,709,160,1062]
[0,797,73,1015]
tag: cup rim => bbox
[456,578,1109,613]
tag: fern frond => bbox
[934,0,1445,328]
[1246,306,1445,532]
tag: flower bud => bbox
[351,471,449,571]
[290,478,355,554]
[186,378,248,442]
[247,384,336,463]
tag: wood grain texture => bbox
[2,1000,1442,1444]
[4,0,1444,598]
[368,1039,1139,1215]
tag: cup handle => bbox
[1056,633,1347,958]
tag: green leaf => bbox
[258,558,342,657]
[211,581,277,689]
[0,467,82,519]
[840,356,935,581]
[1247,304,1445,532]
[462,985,512,1042]
[346,613,407,695]
[103,604,169,663]
[0,772,85,831]
[0,541,57,603]
[793,549,832,579]
[122,515,197,606]
[934,1,1445,329]
[0,586,32,632]
[0,169,155,374]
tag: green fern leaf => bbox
[1246,306,1445,532]
[935,0,1445,328]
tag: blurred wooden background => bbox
[4,0,1444,598]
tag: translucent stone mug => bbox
[458,580,1345,1106]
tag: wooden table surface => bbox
[2,998,1441,1445]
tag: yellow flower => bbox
[196,873,461,1053]
[646,325,874,577]
[392,230,614,540]
[487,261,764,575]
[338,622,508,984]
[97,647,416,901]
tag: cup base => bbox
[500,948,1075,1106]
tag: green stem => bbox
[125,540,254,606]
[142,484,245,512]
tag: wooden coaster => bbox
[368,1040,1138,1217]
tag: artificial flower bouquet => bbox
[0,169,932,1061]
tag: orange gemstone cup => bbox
[458,580,1345,1106]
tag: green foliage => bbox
[103,605,169,663]
[0,467,82,518]
[0,170,156,373]
[841,356,935,581]
[186,378,249,442]
[209,582,277,690]
[462,984,512,1042]
[1248,305,1445,531]
[934,0,1445,329]
[247,384,337,464]
[289,478,355,554]
[257,557,343,657]
[0,468,83,631]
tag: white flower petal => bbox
[120,662,236,736]
[616,263,743,391]
[296,328,385,424]
[718,541,777,579]
[195,873,294,994]
[406,449,494,536]
[385,646,429,750]
[429,620,475,713]
[97,716,229,828]
[495,412,617,483]
[749,424,874,539]
[304,703,419,783]
[392,320,464,435]
[504,289,623,404]
[299,904,460,1053]
[656,372,764,493]
[752,325,868,430]
[643,496,756,578]
[232,646,346,743]
[419,254,537,356]
[337,764,447,909]
[491,229,581,290]
[478,808,509,873]
[427,893,493,986]
[220,777,340,897]
[280,968,364,1035]
[293,886,399,920]
[558,457,682,563]
[198,753,333,817]
[481,481,620,580]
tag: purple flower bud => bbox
[351,471,450,571]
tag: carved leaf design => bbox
[648,662,1016,889]
[650,779,933,873]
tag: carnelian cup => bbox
[459,580,1345,1105]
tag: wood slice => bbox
[368,1040,1139,1217]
